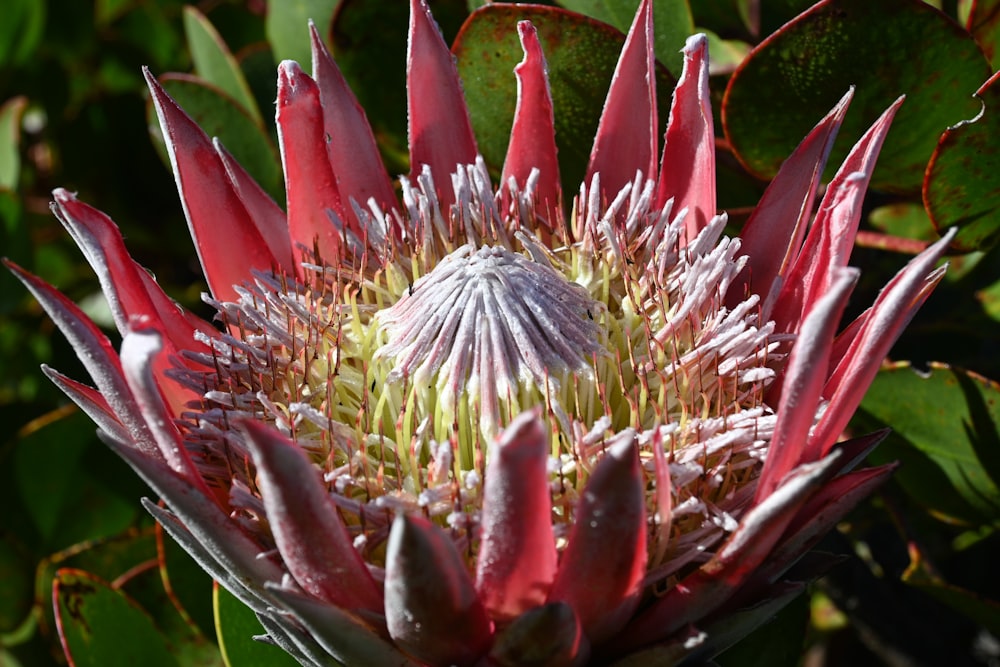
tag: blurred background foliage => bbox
[1,0,1000,665]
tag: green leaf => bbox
[454,5,675,201]
[555,0,695,77]
[150,74,283,202]
[723,0,990,194]
[857,362,1000,525]
[0,537,32,634]
[183,7,263,125]
[14,409,138,548]
[0,0,45,66]
[214,584,300,667]
[0,97,27,190]
[924,71,1000,252]
[53,569,179,667]
[266,0,341,68]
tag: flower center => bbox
[375,244,605,443]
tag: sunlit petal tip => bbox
[407,0,478,208]
[811,227,955,455]
[276,60,350,264]
[586,0,657,202]
[773,96,906,335]
[476,410,557,621]
[4,259,163,461]
[41,365,129,445]
[656,32,714,241]
[728,87,855,311]
[488,602,589,667]
[385,513,492,665]
[120,328,204,482]
[549,433,647,645]
[309,22,397,217]
[501,20,561,225]
[49,188,209,411]
[145,69,277,302]
[237,419,383,614]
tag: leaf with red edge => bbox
[454,5,675,199]
[723,0,990,194]
[54,569,179,667]
[924,70,1000,252]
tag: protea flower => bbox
[9,0,954,664]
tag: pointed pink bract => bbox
[407,0,478,211]
[276,60,352,265]
[586,0,657,203]
[213,139,294,273]
[656,34,715,243]
[145,69,277,301]
[502,21,562,226]
[727,89,852,314]
[755,268,857,502]
[385,513,492,665]
[310,23,398,218]
[548,434,646,645]
[771,98,904,336]
[240,419,383,614]
[475,411,557,621]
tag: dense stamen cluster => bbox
[170,165,786,575]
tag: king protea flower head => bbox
[8,0,954,664]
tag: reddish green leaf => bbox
[856,362,1000,526]
[923,70,1000,252]
[453,5,675,199]
[967,0,1000,68]
[723,0,990,194]
[214,583,300,667]
[54,569,178,667]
